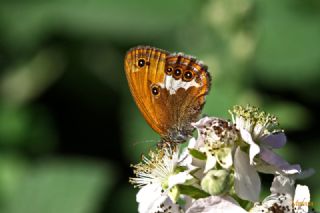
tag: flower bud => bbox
[201,169,230,195]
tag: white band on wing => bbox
[159,75,200,95]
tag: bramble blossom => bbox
[129,105,314,213]
[250,175,312,213]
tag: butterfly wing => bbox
[124,46,168,135]
[124,46,211,143]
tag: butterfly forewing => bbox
[124,46,211,144]
[125,47,168,135]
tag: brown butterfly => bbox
[124,46,211,147]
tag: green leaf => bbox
[178,184,210,199]
[188,148,206,161]
[175,166,188,173]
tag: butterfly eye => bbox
[173,68,182,79]
[182,70,194,82]
[174,69,182,76]
[137,59,145,67]
[165,66,173,75]
[151,85,160,96]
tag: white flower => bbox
[186,195,248,213]
[136,184,182,213]
[130,147,194,213]
[230,105,301,175]
[230,105,304,202]
[191,117,238,172]
[191,116,261,202]
[250,175,312,213]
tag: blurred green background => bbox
[0,0,319,212]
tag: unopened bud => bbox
[201,169,230,195]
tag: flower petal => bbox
[137,184,166,213]
[192,116,212,129]
[192,117,211,146]
[187,137,198,149]
[293,168,315,180]
[204,154,217,173]
[234,147,261,202]
[279,164,302,175]
[179,146,198,172]
[259,148,301,175]
[270,175,295,196]
[168,171,194,189]
[252,193,293,213]
[294,184,310,213]
[191,157,206,180]
[137,184,161,203]
[186,195,248,213]
[240,128,260,164]
[137,184,182,213]
[260,132,286,149]
[216,147,233,169]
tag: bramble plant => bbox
[129,105,316,213]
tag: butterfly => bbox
[124,46,211,147]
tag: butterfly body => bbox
[124,46,211,145]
